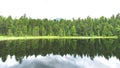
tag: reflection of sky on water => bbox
[0,54,120,68]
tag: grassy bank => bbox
[0,36,118,41]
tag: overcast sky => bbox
[0,0,120,19]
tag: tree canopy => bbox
[0,14,120,36]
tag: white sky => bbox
[0,0,120,19]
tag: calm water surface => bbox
[0,39,120,68]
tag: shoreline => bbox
[0,36,118,41]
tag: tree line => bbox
[0,14,120,36]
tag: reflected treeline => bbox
[0,39,120,63]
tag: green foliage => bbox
[0,14,120,36]
[7,29,13,36]
[115,25,120,36]
[71,26,77,36]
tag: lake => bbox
[0,39,120,68]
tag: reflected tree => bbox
[0,39,120,63]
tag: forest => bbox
[0,14,120,37]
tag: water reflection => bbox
[0,39,120,63]
[0,54,120,68]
